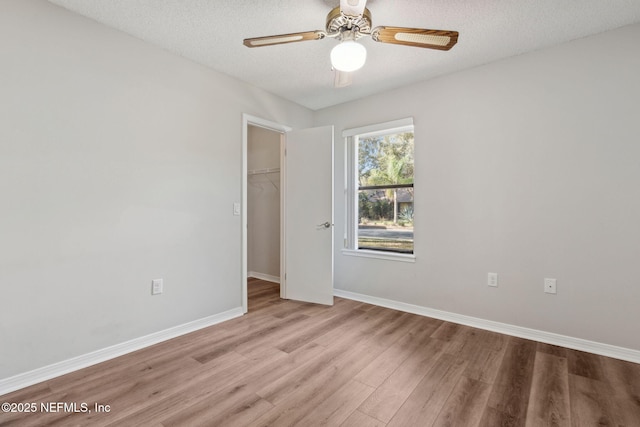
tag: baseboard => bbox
[0,307,244,396]
[334,289,640,364]
[248,271,280,284]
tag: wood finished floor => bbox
[2,279,639,427]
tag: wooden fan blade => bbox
[371,27,458,51]
[243,31,325,48]
[340,0,367,17]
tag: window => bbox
[344,118,415,261]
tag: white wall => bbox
[247,126,281,279]
[2,0,638,383]
[315,23,640,352]
[0,0,312,379]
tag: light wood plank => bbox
[248,315,417,426]
[600,357,640,426]
[386,353,468,427]
[479,337,537,427]
[567,348,605,381]
[2,279,640,427]
[432,376,492,427]
[296,379,375,426]
[525,351,571,427]
[568,373,620,426]
[355,315,442,388]
[358,337,446,422]
[341,409,387,427]
[253,308,422,417]
[275,308,366,354]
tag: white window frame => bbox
[342,118,416,263]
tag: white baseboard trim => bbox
[0,307,244,396]
[334,289,640,364]
[248,271,280,284]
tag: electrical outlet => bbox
[152,278,163,295]
[488,272,498,287]
[544,278,557,294]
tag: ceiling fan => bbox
[243,0,458,86]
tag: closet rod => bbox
[248,167,280,175]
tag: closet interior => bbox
[247,125,282,288]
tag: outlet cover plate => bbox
[152,278,163,295]
[544,278,557,294]
[488,272,498,287]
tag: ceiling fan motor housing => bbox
[326,6,372,39]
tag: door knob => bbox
[317,221,331,229]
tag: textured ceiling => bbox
[48,0,640,110]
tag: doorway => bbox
[241,115,335,313]
[247,124,282,305]
[241,115,291,313]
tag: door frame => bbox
[241,114,291,313]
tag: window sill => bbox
[341,249,416,263]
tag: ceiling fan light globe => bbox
[330,40,367,72]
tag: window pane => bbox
[357,187,414,253]
[357,130,414,254]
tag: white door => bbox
[283,126,334,305]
